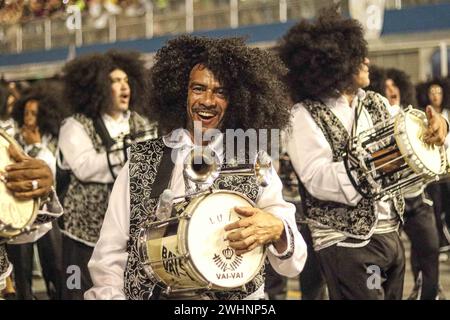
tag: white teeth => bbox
[198,111,215,117]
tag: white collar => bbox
[101,110,131,123]
[163,128,224,159]
[323,89,366,110]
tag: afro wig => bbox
[147,35,291,135]
[278,6,368,103]
[62,50,149,119]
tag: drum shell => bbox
[346,108,447,198]
[139,190,266,293]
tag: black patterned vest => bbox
[300,91,405,239]
[62,112,150,246]
[124,137,265,300]
[0,244,9,279]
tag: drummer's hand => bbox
[424,105,448,146]
[2,144,53,200]
[224,207,286,255]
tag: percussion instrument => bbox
[344,107,447,200]
[138,147,274,295]
[139,190,266,295]
[0,129,39,238]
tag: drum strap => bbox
[148,144,174,300]
[150,145,175,198]
[93,116,119,179]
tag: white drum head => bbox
[0,131,37,236]
[186,191,264,289]
[397,111,444,175]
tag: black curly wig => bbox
[12,80,69,137]
[278,6,368,103]
[385,68,416,107]
[0,83,8,118]
[62,50,149,118]
[147,35,291,135]
[367,66,416,107]
[366,65,386,96]
[416,77,450,110]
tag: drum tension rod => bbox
[374,165,410,181]
[146,216,182,228]
[362,130,395,148]
[377,175,423,198]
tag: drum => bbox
[344,107,447,200]
[0,129,39,238]
[139,190,266,295]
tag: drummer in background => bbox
[58,50,155,300]
[0,81,18,299]
[5,81,68,300]
[278,7,449,300]
[417,78,450,264]
[85,35,307,300]
[0,142,64,298]
[368,66,443,300]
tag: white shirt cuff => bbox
[267,218,294,259]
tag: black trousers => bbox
[264,262,287,300]
[427,183,450,251]
[6,243,34,300]
[403,194,440,300]
[298,223,327,300]
[6,220,63,300]
[316,232,405,300]
[61,235,94,300]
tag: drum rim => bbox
[180,189,266,290]
[394,109,446,177]
[0,128,40,238]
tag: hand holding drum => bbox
[374,106,448,174]
[423,105,448,146]
[3,143,53,200]
[225,207,286,256]
[0,130,51,238]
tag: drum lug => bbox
[163,286,172,295]
[184,213,192,220]
[19,225,32,234]
[0,223,12,232]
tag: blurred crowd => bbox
[0,0,173,25]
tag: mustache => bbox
[192,105,220,115]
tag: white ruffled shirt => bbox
[286,90,398,220]
[57,112,131,184]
